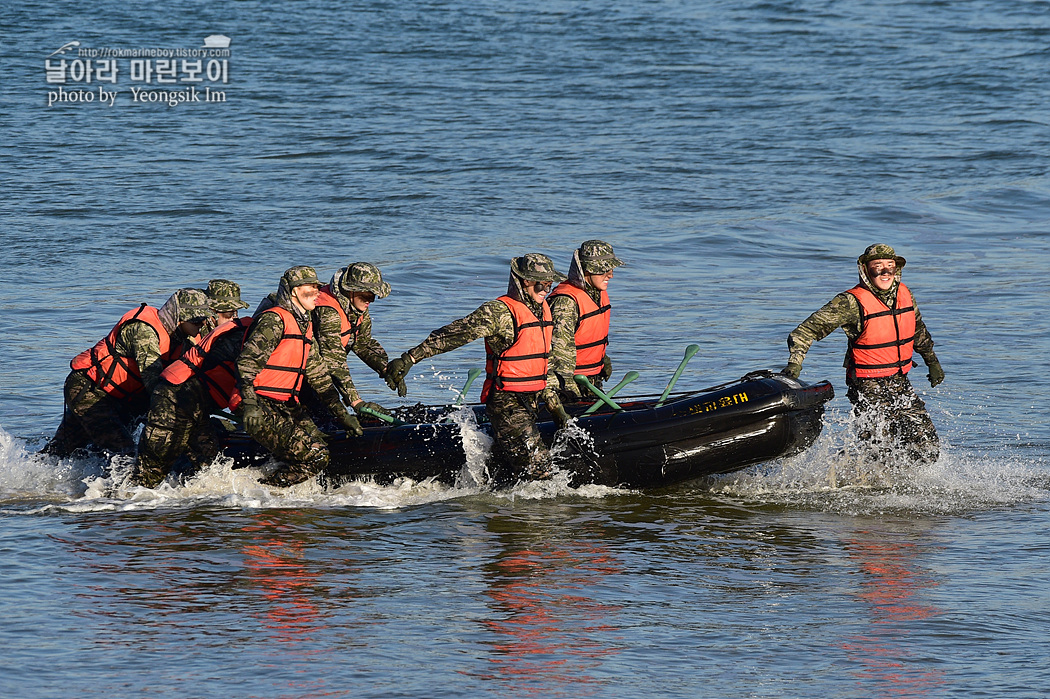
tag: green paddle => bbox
[454,367,483,406]
[574,374,624,412]
[581,370,639,416]
[358,405,406,426]
[656,344,700,407]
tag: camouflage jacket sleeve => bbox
[788,290,939,368]
[304,336,345,410]
[548,293,581,393]
[236,313,284,405]
[350,311,390,376]
[314,305,361,405]
[406,300,513,363]
[910,293,938,366]
[116,320,165,393]
[786,292,861,368]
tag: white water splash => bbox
[443,405,494,488]
[711,409,1050,515]
[501,419,630,500]
[1,414,618,514]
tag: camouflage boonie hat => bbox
[510,253,567,283]
[858,243,906,269]
[339,262,391,299]
[283,265,321,288]
[173,288,214,323]
[579,239,625,275]
[205,279,250,312]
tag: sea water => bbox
[1,1,1049,697]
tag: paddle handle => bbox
[358,405,406,426]
[582,370,639,415]
[575,375,623,411]
[454,367,483,406]
[656,344,700,407]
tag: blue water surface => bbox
[1,1,1049,697]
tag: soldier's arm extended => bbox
[118,320,165,393]
[314,305,362,405]
[786,292,861,368]
[548,294,581,395]
[350,311,391,376]
[405,301,512,363]
[236,313,284,405]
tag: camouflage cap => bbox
[510,253,567,283]
[282,265,321,288]
[205,278,250,312]
[579,239,625,275]
[339,262,391,299]
[857,243,906,269]
[172,288,214,323]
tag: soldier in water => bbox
[385,254,572,484]
[782,243,945,464]
[304,262,400,429]
[548,240,625,400]
[43,288,213,458]
[237,266,363,487]
[132,313,252,488]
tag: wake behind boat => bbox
[219,370,835,489]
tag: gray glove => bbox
[927,361,945,387]
[354,401,391,418]
[385,352,415,386]
[383,366,408,397]
[781,362,802,379]
[598,355,613,381]
[240,400,266,435]
[333,405,364,437]
[544,390,571,428]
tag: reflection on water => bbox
[242,514,326,644]
[841,524,945,698]
[472,513,623,696]
[53,511,364,698]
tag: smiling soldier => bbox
[237,266,363,487]
[781,244,944,464]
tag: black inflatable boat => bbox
[220,370,835,489]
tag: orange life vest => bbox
[846,283,916,379]
[70,304,175,399]
[161,317,252,410]
[548,281,610,376]
[314,285,359,350]
[481,296,553,402]
[251,306,314,402]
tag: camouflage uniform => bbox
[133,324,244,488]
[44,289,212,457]
[307,263,393,423]
[238,267,354,486]
[784,244,942,464]
[392,254,567,483]
[549,240,625,398]
[199,279,250,336]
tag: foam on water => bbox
[712,407,1050,516]
[0,415,623,515]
